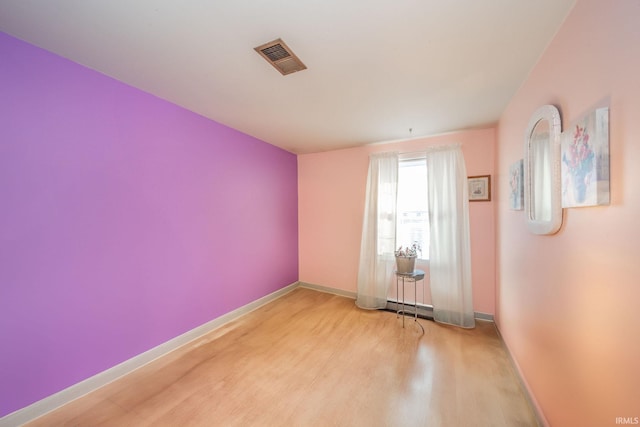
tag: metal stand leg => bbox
[396,276,399,320]
[395,270,425,334]
[413,280,418,323]
[402,276,405,328]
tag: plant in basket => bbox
[394,242,421,274]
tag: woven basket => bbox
[395,256,416,274]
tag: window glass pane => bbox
[397,159,429,259]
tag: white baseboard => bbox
[494,325,547,427]
[474,311,495,321]
[298,281,357,299]
[0,281,299,427]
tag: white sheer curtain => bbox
[426,145,475,328]
[355,152,398,309]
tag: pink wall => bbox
[299,128,496,315]
[496,1,640,425]
[0,32,298,417]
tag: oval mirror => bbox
[524,105,563,235]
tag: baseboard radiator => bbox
[299,282,493,321]
[386,300,494,322]
[385,300,434,319]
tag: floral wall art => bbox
[561,107,610,208]
[509,159,524,210]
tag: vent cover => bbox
[254,38,307,76]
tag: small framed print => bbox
[468,175,491,202]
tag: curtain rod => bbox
[399,143,462,158]
[369,143,462,159]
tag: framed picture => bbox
[468,175,491,202]
[509,160,524,210]
[561,106,610,208]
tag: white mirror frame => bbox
[523,104,563,235]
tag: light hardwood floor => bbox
[26,288,538,427]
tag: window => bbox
[396,158,429,259]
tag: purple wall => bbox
[0,32,298,417]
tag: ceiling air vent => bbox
[254,38,307,76]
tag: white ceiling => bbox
[0,0,575,154]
